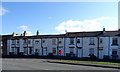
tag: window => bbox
[24,47,27,54]
[35,40,39,44]
[12,47,14,52]
[89,48,94,55]
[112,38,118,45]
[24,39,27,44]
[52,39,57,45]
[89,38,95,45]
[29,47,33,54]
[58,46,63,48]
[99,47,103,50]
[70,47,74,54]
[42,40,45,43]
[28,40,31,44]
[17,40,19,44]
[52,48,56,54]
[35,49,39,53]
[112,50,117,55]
[12,40,15,45]
[77,39,80,43]
[1,41,2,46]
[58,41,62,44]
[70,38,74,45]
[99,38,102,44]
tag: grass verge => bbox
[56,60,120,65]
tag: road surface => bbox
[2,58,119,70]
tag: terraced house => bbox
[5,28,120,59]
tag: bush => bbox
[66,53,75,57]
[19,52,24,56]
[111,54,118,60]
[35,53,39,56]
[9,52,14,56]
[103,55,109,60]
[89,54,97,60]
[48,53,53,56]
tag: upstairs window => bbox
[17,40,19,44]
[28,40,31,44]
[24,39,27,44]
[89,38,95,45]
[77,39,80,43]
[42,40,45,43]
[12,40,15,45]
[99,38,103,44]
[1,41,3,46]
[52,39,57,45]
[112,38,118,45]
[58,41,62,44]
[35,40,39,44]
[70,38,74,45]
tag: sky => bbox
[1,2,118,35]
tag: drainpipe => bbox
[64,37,66,56]
[32,39,34,55]
[108,37,110,58]
[27,39,28,55]
[41,38,43,56]
[82,33,83,58]
[15,40,16,55]
[97,37,99,59]
[57,38,58,56]
[76,37,78,57]
[57,38,60,56]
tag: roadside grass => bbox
[56,60,120,65]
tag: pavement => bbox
[2,58,120,70]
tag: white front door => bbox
[78,48,82,57]
[99,50,103,59]
[43,47,47,56]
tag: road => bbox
[2,58,119,70]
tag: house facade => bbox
[5,28,120,59]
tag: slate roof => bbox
[7,30,120,40]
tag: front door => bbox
[99,50,103,59]
[29,47,33,55]
[52,48,56,55]
[43,47,47,56]
[78,48,82,57]
[17,48,19,55]
[15,48,19,55]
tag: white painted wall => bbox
[7,36,120,59]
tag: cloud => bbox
[26,31,32,36]
[0,6,8,16]
[18,25,33,36]
[55,16,118,33]
[18,25,29,30]
[22,31,32,36]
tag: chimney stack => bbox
[36,30,39,36]
[118,29,120,34]
[21,34,22,36]
[103,27,106,34]
[23,31,27,36]
[12,32,15,36]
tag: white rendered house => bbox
[7,29,120,59]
